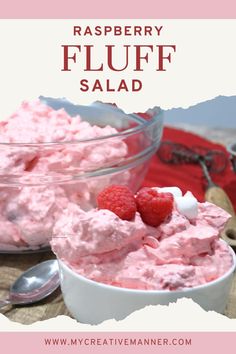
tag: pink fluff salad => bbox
[51,198,233,291]
[0,100,128,250]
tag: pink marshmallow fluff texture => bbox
[51,187,233,291]
[0,100,128,250]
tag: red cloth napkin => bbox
[143,127,236,210]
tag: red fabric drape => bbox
[143,127,236,209]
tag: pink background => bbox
[0,332,235,354]
[0,0,236,18]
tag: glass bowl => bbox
[0,98,163,253]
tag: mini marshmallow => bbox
[175,191,198,220]
[184,191,196,199]
[152,186,183,198]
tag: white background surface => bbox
[0,20,236,118]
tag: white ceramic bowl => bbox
[58,243,236,324]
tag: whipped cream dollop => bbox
[51,187,233,291]
[0,100,129,250]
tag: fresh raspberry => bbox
[136,187,174,227]
[97,185,137,221]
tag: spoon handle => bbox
[205,186,235,216]
[0,299,11,309]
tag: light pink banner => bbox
[0,332,235,354]
[0,0,236,18]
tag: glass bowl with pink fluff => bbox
[0,97,163,253]
[57,241,236,324]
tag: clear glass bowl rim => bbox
[0,105,161,147]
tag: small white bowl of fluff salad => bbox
[51,185,236,324]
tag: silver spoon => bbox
[0,260,60,309]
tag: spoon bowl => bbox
[0,260,60,308]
